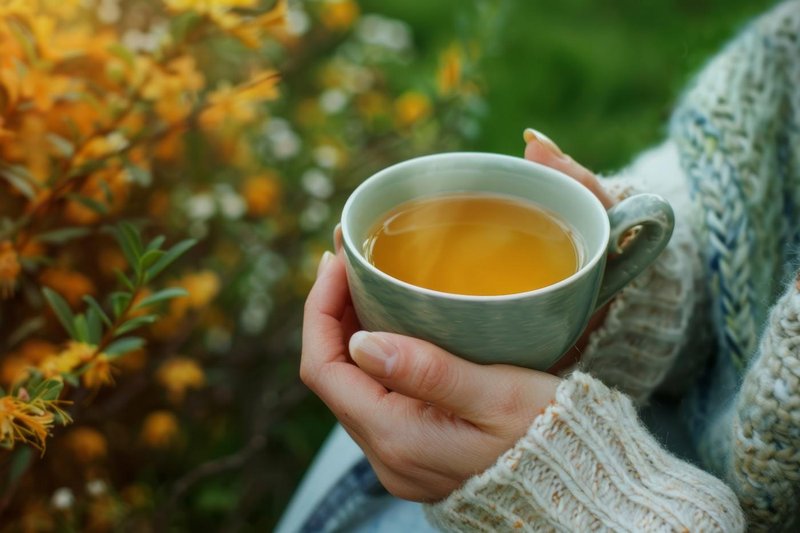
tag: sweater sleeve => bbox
[424,372,744,533]
[573,141,712,403]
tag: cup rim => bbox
[341,152,611,302]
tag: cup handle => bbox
[594,193,675,311]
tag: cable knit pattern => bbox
[425,372,744,532]
[668,0,800,482]
[729,277,800,531]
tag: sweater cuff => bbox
[425,372,744,532]
[575,167,708,404]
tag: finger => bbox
[523,128,615,208]
[348,331,559,426]
[333,222,343,253]
[301,252,352,373]
[300,253,387,437]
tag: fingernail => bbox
[316,250,334,278]
[349,331,398,378]
[333,223,343,253]
[523,128,564,156]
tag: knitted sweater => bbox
[427,2,800,531]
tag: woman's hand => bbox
[301,249,559,501]
[300,129,614,502]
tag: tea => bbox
[363,193,579,296]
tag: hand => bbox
[300,129,613,502]
[301,248,559,502]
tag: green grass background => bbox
[362,0,771,172]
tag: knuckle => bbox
[298,359,317,389]
[413,355,454,400]
[492,380,527,419]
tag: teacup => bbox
[340,152,674,370]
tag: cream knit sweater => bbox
[427,2,800,531]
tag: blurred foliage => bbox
[0,0,768,530]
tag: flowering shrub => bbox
[0,0,493,528]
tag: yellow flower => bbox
[140,410,180,448]
[64,427,107,463]
[156,358,205,403]
[164,0,258,14]
[241,172,281,217]
[63,167,130,225]
[39,268,95,308]
[142,56,205,125]
[394,91,432,128]
[320,0,359,31]
[39,342,95,379]
[229,0,287,48]
[0,395,56,451]
[0,240,21,298]
[199,70,279,129]
[82,354,114,389]
[437,44,463,95]
[169,270,221,318]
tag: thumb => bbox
[348,331,558,426]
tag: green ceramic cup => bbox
[341,152,674,370]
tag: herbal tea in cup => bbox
[341,152,674,370]
[363,193,581,296]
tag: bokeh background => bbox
[0,0,768,530]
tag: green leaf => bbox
[125,164,151,186]
[145,239,197,281]
[42,288,77,339]
[0,165,36,200]
[83,295,112,328]
[147,235,166,252]
[8,448,33,486]
[113,269,135,292]
[120,222,143,257]
[134,287,188,310]
[46,133,75,157]
[115,315,157,336]
[86,307,102,345]
[114,225,140,268]
[37,379,64,401]
[107,43,135,68]
[138,249,164,274]
[63,373,79,388]
[105,337,145,357]
[65,193,109,215]
[7,316,46,348]
[110,291,132,317]
[99,179,114,203]
[67,158,107,180]
[36,227,91,244]
[73,314,89,343]
[170,11,202,43]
